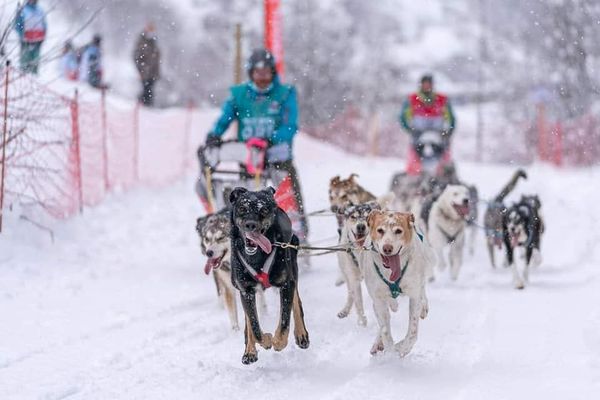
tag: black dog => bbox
[503,195,544,289]
[229,186,309,364]
[484,169,527,267]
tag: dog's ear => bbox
[196,215,209,234]
[330,175,340,185]
[367,209,383,230]
[275,207,293,242]
[408,213,415,224]
[229,187,248,204]
[349,173,359,182]
[265,186,276,197]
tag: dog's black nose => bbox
[356,224,366,234]
[383,244,393,255]
[206,250,214,258]
[245,221,258,231]
[463,198,469,206]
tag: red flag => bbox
[264,0,285,79]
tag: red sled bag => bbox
[274,175,306,242]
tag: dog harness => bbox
[436,224,461,244]
[373,260,409,299]
[235,248,276,289]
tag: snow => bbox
[1,133,600,399]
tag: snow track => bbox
[1,135,599,399]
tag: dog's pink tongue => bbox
[245,231,272,254]
[382,254,402,281]
[204,258,219,275]
[454,204,470,218]
[511,235,519,248]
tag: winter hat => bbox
[246,49,276,78]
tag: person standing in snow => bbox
[133,22,161,106]
[79,34,106,89]
[400,74,456,175]
[202,48,309,241]
[59,41,78,81]
[14,0,47,74]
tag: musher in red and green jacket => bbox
[203,49,308,240]
[399,74,456,175]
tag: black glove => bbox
[205,134,222,148]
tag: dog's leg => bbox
[372,297,393,351]
[242,314,258,364]
[487,240,496,268]
[449,236,465,281]
[511,259,525,290]
[436,247,446,272]
[420,286,429,319]
[256,287,268,316]
[370,334,384,355]
[224,284,239,331]
[272,281,295,351]
[292,287,310,349]
[469,225,477,256]
[337,256,354,319]
[240,290,272,356]
[524,246,533,284]
[348,265,367,326]
[394,296,421,357]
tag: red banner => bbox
[264,0,284,79]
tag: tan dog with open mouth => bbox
[360,210,435,357]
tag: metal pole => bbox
[234,23,243,84]
[0,61,10,233]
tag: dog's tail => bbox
[494,169,527,203]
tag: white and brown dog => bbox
[360,211,435,357]
[336,202,379,326]
[196,210,266,330]
[421,184,470,281]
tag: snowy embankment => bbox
[1,134,599,399]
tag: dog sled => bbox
[195,138,306,241]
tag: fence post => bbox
[71,89,84,213]
[133,102,140,182]
[553,121,563,167]
[100,88,109,191]
[536,103,547,162]
[0,61,10,233]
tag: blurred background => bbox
[1,0,600,163]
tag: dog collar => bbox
[235,248,276,289]
[373,260,409,299]
[436,224,460,244]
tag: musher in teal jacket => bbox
[204,49,308,240]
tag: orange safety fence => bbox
[0,65,212,230]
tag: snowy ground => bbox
[1,134,599,399]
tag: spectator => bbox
[133,22,160,106]
[59,41,78,80]
[14,0,47,74]
[79,34,105,89]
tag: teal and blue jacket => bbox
[209,76,298,161]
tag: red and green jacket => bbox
[400,91,455,134]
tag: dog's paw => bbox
[231,324,240,331]
[370,341,384,355]
[242,352,258,365]
[259,332,273,350]
[357,315,367,327]
[394,340,413,358]
[272,332,288,352]
[337,309,349,319]
[514,282,525,290]
[335,277,345,287]
[295,332,310,349]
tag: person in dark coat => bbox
[133,22,161,106]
